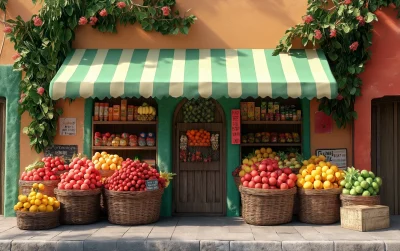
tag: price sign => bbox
[231,109,241,144]
[44,145,78,163]
[145,179,159,191]
[59,118,76,136]
[316,148,347,168]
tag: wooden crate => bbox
[340,205,390,232]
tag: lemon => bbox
[303,181,313,189]
[307,164,315,172]
[335,172,342,180]
[263,153,268,158]
[32,183,39,189]
[244,166,251,173]
[321,172,327,180]
[315,166,322,172]
[30,200,35,205]
[16,202,23,208]
[36,193,43,200]
[296,174,302,180]
[34,199,42,206]
[326,169,334,175]
[311,170,318,177]
[321,166,329,172]
[266,148,272,154]
[29,205,38,212]
[38,184,45,191]
[297,179,304,188]
[314,175,321,181]
[46,205,54,212]
[326,174,335,183]
[54,201,60,209]
[38,204,47,212]
[14,205,20,211]
[323,181,332,189]
[43,195,48,199]
[301,170,309,177]
[314,180,323,189]
[110,163,117,170]
[23,202,31,209]
[18,195,27,203]
[302,160,309,166]
[326,161,332,167]
[29,192,36,197]
[331,165,339,172]
[319,161,326,167]
[239,170,245,177]
[42,199,48,206]
[305,175,315,183]
[318,155,326,161]
[260,147,266,153]
[48,198,55,206]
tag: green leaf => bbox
[41,104,49,113]
[64,29,73,42]
[365,12,375,23]
[302,37,308,46]
[342,24,351,33]
[65,5,73,16]
[47,112,54,119]
[181,26,189,35]
[333,41,342,49]
[348,66,355,74]
[23,127,29,134]
[328,52,338,61]
[350,87,357,95]
[148,7,156,16]
[338,5,345,16]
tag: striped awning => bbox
[50,49,337,100]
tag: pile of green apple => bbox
[341,167,382,196]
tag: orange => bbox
[54,201,60,209]
[29,205,38,212]
[331,165,339,172]
[314,180,323,189]
[305,175,314,183]
[307,164,315,172]
[318,155,326,161]
[38,184,45,191]
[46,205,54,212]
[38,204,47,212]
[323,181,332,189]
[34,199,42,206]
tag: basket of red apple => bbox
[104,159,172,225]
[19,158,62,197]
[54,157,102,225]
[239,158,297,225]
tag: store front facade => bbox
[1,0,354,216]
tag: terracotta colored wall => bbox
[0,1,351,170]
[354,7,400,171]
[310,99,353,165]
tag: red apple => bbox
[269,177,277,186]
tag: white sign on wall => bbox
[316,148,347,168]
[59,118,76,136]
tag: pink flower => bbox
[20,93,26,99]
[161,6,170,16]
[329,29,337,38]
[99,9,108,17]
[33,16,43,27]
[18,99,23,104]
[3,26,12,33]
[336,94,343,100]
[314,30,322,40]
[344,0,352,4]
[117,2,126,9]
[349,41,359,51]
[356,16,365,26]
[12,53,21,61]
[303,15,314,24]
[78,17,88,25]
[37,87,45,96]
[89,17,98,26]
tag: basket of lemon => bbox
[296,155,344,224]
[14,183,61,230]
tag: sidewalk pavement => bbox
[0,215,399,251]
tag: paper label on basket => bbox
[145,180,159,191]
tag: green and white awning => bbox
[50,49,337,100]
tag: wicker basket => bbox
[105,188,164,225]
[298,188,342,224]
[54,188,101,225]
[233,176,241,189]
[56,170,69,176]
[19,180,60,197]
[239,186,296,225]
[99,170,115,178]
[340,194,381,207]
[16,209,60,230]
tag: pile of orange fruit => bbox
[92,152,123,171]
[186,129,211,147]
[14,183,60,212]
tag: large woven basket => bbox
[298,188,342,224]
[19,180,60,197]
[340,194,381,207]
[99,170,115,178]
[16,209,60,230]
[104,188,164,225]
[233,176,241,189]
[54,188,101,225]
[239,186,296,225]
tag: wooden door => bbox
[173,99,226,216]
[0,98,5,215]
[371,97,400,215]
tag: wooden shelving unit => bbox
[91,97,158,164]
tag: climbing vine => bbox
[274,0,400,128]
[2,0,196,153]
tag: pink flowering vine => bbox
[99,9,108,17]
[37,87,45,96]
[329,29,337,38]
[314,30,322,40]
[117,2,126,9]
[349,42,359,51]
[78,17,88,25]
[344,0,352,4]
[89,17,98,26]
[161,6,171,16]
[33,16,43,27]
[12,53,21,61]
[356,16,365,26]
[3,26,12,33]
[303,15,314,24]
[336,94,343,100]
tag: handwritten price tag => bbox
[231,109,241,144]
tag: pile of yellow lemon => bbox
[14,183,60,212]
[297,155,345,190]
[92,152,123,171]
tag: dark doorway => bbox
[173,98,226,216]
[0,98,5,215]
[371,97,400,215]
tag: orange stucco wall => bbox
[354,7,400,171]
[0,0,352,171]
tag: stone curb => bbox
[2,239,400,251]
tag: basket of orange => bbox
[186,129,211,147]
[296,155,344,224]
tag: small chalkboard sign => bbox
[44,145,78,163]
[145,179,159,191]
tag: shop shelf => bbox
[240,143,302,147]
[92,120,157,125]
[92,146,157,151]
[241,121,302,125]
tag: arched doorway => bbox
[371,96,400,215]
[172,98,226,216]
